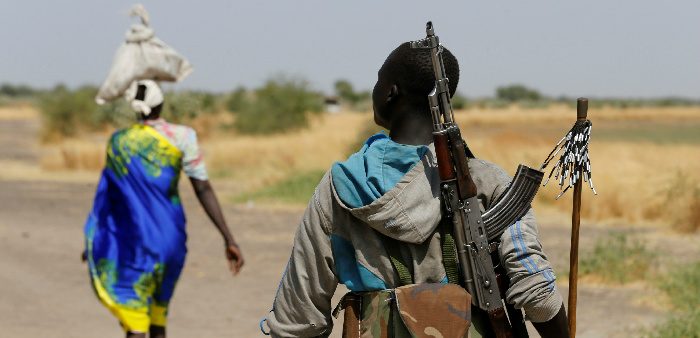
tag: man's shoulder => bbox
[467,158,513,205]
[468,158,511,181]
[309,169,359,234]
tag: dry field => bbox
[38,104,700,228]
[2,103,700,337]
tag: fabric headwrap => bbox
[125,80,164,116]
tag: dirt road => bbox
[0,110,692,337]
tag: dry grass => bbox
[453,106,700,226]
[204,113,371,191]
[37,105,700,228]
[0,104,37,120]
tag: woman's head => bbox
[126,80,164,120]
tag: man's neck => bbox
[388,105,434,146]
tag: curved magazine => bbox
[483,165,544,241]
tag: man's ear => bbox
[387,84,399,103]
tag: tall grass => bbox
[661,172,700,233]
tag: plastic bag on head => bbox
[95,4,192,104]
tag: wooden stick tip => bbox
[577,98,588,119]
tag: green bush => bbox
[334,79,371,112]
[334,79,358,103]
[451,93,469,110]
[496,84,542,102]
[163,90,221,123]
[38,85,226,138]
[39,85,101,138]
[226,87,248,113]
[579,232,655,283]
[0,83,37,98]
[163,91,199,122]
[234,75,323,134]
[94,99,134,129]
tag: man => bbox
[264,42,568,337]
[83,80,244,338]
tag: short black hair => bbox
[381,42,459,102]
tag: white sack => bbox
[95,4,193,104]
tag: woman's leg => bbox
[150,325,166,338]
[150,260,184,337]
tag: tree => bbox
[235,75,323,134]
[226,86,248,113]
[451,93,469,110]
[334,79,359,104]
[495,84,542,102]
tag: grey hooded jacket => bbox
[265,146,562,337]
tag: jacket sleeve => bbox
[266,176,339,337]
[498,209,563,323]
[481,161,563,323]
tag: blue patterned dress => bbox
[84,123,200,332]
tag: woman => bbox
[83,80,244,338]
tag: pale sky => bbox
[1,1,698,98]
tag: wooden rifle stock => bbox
[447,127,478,199]
[340,294,361,338]
[434,133,456,181]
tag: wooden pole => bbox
[568,98,588,338]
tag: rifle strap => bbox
[382,235,414,286]
[382,217,461,287]
[439,218,460,285]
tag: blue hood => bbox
[331,133,429,209]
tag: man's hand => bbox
[225,243,245,276]
[81,250,87,263]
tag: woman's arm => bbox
[189,177,245,275]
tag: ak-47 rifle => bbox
[411,22,544,338]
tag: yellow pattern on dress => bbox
[107,125,182,178]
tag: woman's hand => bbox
[225,243,245,276]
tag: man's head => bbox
[372,42,459,129]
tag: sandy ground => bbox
[1,110,698,338]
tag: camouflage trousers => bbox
[334,283,472,338]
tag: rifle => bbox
[411,22,544,338]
